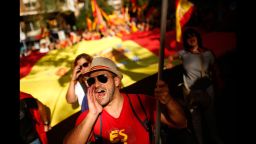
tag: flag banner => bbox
[91,0,107,32]
[20,52,47,79]
[20,29,236,127]
[86,17,92,31]
[20,37,159,126]
[91,0,96,17]
[176,0,194,42]
[100,8,109,22]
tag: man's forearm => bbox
[63,112,99,144]
[163,97,187,128]
[66,80,78,104]
[37,100,51,124]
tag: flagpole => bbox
[155,0,168,144]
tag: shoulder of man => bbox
[124,93,155,115]
[124,93,155,104]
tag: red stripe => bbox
[121,28,236,58]
[180,6,194,27]
[20,51,47,79]
[90,65,110,71]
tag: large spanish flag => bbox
[175,0,194,42]
[20,37,159,127]
[20,28,236,128]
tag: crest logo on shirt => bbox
[109,129,128,143]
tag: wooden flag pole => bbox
[155,0,168,144]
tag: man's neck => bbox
[104,91,124,118]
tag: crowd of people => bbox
[20,27,226,144]
[20,17,151,59]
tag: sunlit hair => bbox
[74,53,93,66]
[182,27,203,51]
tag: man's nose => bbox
[94,78,101,87]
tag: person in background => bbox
[166,27,224,144]
[20,26,27,57]
[63,57,187,144]
[66,53,93,112]
[20,91,51,144]
[39,39,49,53]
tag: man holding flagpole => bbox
[63,57,187,144]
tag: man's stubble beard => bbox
[99,84,115,107]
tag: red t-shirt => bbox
[76,93,157,143]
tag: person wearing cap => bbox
[63,57,187,144]
[66,53,93,112]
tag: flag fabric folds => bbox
[20,30,236,127]
[91,0,107,32]
[175,0,194,42]
[86,17,92,31]
[20,37,159,127]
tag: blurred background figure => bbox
[20,25,28,57]
[167,27,224,144]
[20,92,51,144]
[39,39,50,53]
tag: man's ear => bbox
[114,77,121,87]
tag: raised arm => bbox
[63,85,103,144]
[66,65,82,104]
[154,80,187,128]
[36,100,52,132]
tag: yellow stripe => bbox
[91,0,95,13]
[100,8,109,21]
[176,0,182,42]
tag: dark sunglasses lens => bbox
[97,75,108,83]
[82,63,89,68]
[87,78,95,86]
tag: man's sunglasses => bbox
[86,74,108,86]
[80,62,89,69]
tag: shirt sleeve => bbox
[75,82,86,106]
[75,111,89,126]
[209,51,215,65]
[177,50,186,58]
